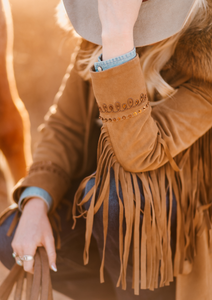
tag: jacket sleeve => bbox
[13,64,90,210]
[91,55,212,173]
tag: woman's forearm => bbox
[98,0,142,60]
[102,32,134,61]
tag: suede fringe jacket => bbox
[11,2,212,299]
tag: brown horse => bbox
[0,0,31,183]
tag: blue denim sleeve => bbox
[94,47,136,72]
[18,187,53,211]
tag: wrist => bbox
[18,187,53,212]
[102,31,134,61]
[23,198,48,214]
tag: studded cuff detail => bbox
[99,102,149,123]
[98,93,147,114]
[91,55,149,126]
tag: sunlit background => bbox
[0,0,77,298]
[11,0,76,149]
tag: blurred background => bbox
[0,0,77,298]
[10,0,76,150]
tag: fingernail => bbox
[51,263,57,272]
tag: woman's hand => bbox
[98,0,143,60]
[11,198,57,274]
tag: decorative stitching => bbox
[28,161,70,184]
[99,102,149,123]
[98,93,147,113]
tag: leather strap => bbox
[0,264,22,300]
[0,247,53,300]
[14,268,25,300]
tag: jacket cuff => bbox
[94,47,136,72]
[13,161,71,212]
[90,55,149,122]
[18,187,53,211]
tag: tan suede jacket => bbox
[13,5,212,299]
[13,57,212,204]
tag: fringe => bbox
[73,126,212,295]
[0,204,20,236]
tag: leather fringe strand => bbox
[73,126,212,295]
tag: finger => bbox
[11,247,35,273]
[11,242,24,267]
[23,257,35,274]
[19,245,36,274]
[11,238,22,259]
[44,236,57,272]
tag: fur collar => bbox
[171,0,212,82]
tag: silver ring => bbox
[12,252,17,258]
[19,255,34,262]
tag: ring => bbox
[12,253,34,266]
[19,255,34,262]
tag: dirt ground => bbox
[0,0,77,298]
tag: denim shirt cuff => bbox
[18,186,53,211]
[94,47,136,72]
